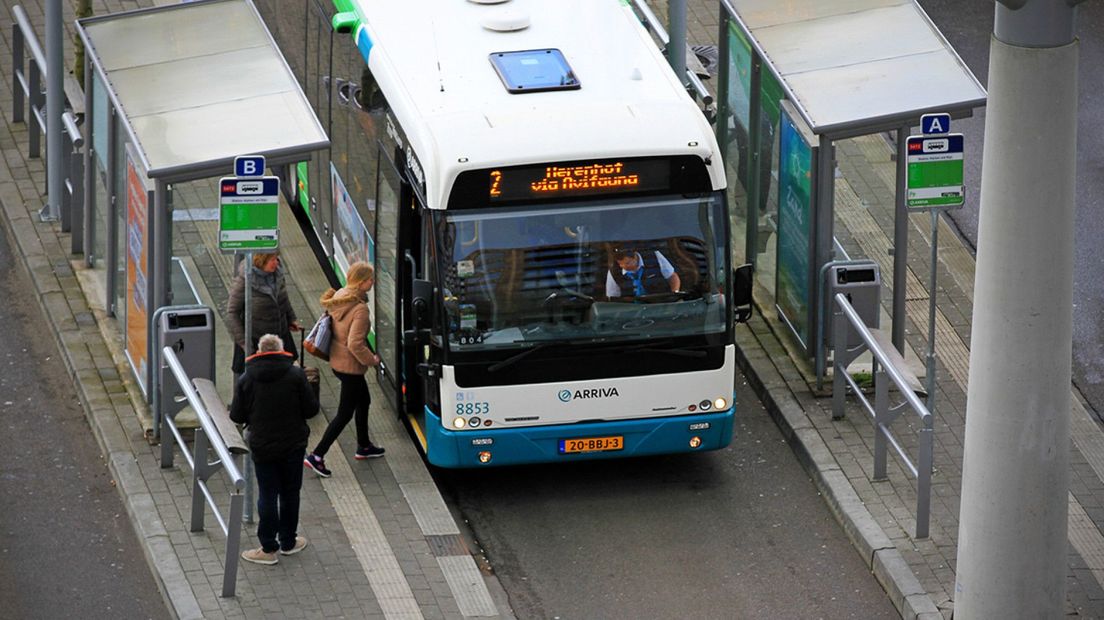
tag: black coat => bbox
[226,263,298,373]
[229,351,319,462]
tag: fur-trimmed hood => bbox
[320,286,365,322]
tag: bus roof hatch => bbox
[489,49,581,94]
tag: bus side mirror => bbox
[733,263,753,323]
[404,279,434,347]
[412,278,433,328]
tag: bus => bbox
[255,0,752,467]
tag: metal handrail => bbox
[832,293,934,539]
[11,4,83,242]
[161,346,246,597]
[11,5,48,156]
[630,0,714,106]
[62,111,82,148]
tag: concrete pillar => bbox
[667,0,687,85]
[954,5,1078,616]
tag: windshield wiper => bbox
[487,342,562,373]
[630,347,706,358]
[621,339,706,357]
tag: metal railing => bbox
[832,293,933,539]
[160,347,246,597]
[630,0,715,111]
[60,111,84,250]
[11,5,46,158]
[11,5,85,243]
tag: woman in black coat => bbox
[226,252,301,374]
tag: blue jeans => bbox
[253,450,305,553]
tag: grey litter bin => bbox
[153,305,216,438]
[826,262,881,349]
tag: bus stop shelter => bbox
[716,0,986,374]
[76,0,329,396]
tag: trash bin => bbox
[825,262,880,349]
[153,305,216,436]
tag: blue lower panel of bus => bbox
[423,405,734,468]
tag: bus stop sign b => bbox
[218,176,281,252]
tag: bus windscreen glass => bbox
[435,194,729,351]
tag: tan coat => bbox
[320,286,377,375]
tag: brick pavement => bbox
[4,1,1104,619]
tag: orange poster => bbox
[125,147,150,392]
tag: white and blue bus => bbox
[256,0,751,467]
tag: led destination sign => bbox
[488,159,671,201]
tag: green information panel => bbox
[907,134,964,209]
[219,176,280,252]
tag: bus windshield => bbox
[435,194,730,351]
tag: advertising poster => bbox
[775,104,816,349]
[726,23,753,134]
[331,164,377,347]
[124,145,151,391]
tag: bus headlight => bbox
[714,397,728,411]
[468,417,481,428]
[689,436,702,448]
[453,417,466,429]
[699,399,712,411]
[478,451,493,464]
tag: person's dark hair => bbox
[613,247,636,260]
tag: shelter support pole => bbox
[814,135,834,350]
[42,0,63,222]
[149,181,173,399]
[153,181,172,311]
[104,107,119,315]
[891,126,908,354]
[744,57,762,267]
[82,52,94,268]
[954,2,1079,617]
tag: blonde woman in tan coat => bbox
[304,262,383,478]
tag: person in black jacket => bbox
[230,333,319,565]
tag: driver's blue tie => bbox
[628,268,645,297]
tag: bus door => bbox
[397,189,428,420]
[374,150,405,412]
[402,214,443,435]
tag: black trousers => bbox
[253,450,305,553]
[312,370,371,457]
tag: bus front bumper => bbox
[423,406,734,468]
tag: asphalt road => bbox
[0,227,169,619]
[918,1,1104,417]
[436,375,896,620]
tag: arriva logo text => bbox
[558,387,620,402]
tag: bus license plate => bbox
[558,436,624,454]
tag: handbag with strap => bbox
[303,312,332,361]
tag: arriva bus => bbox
[255,0,752,467]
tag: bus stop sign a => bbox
[218,175,280,252]
[906,133,964,210]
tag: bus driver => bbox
[605,246,681,299]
